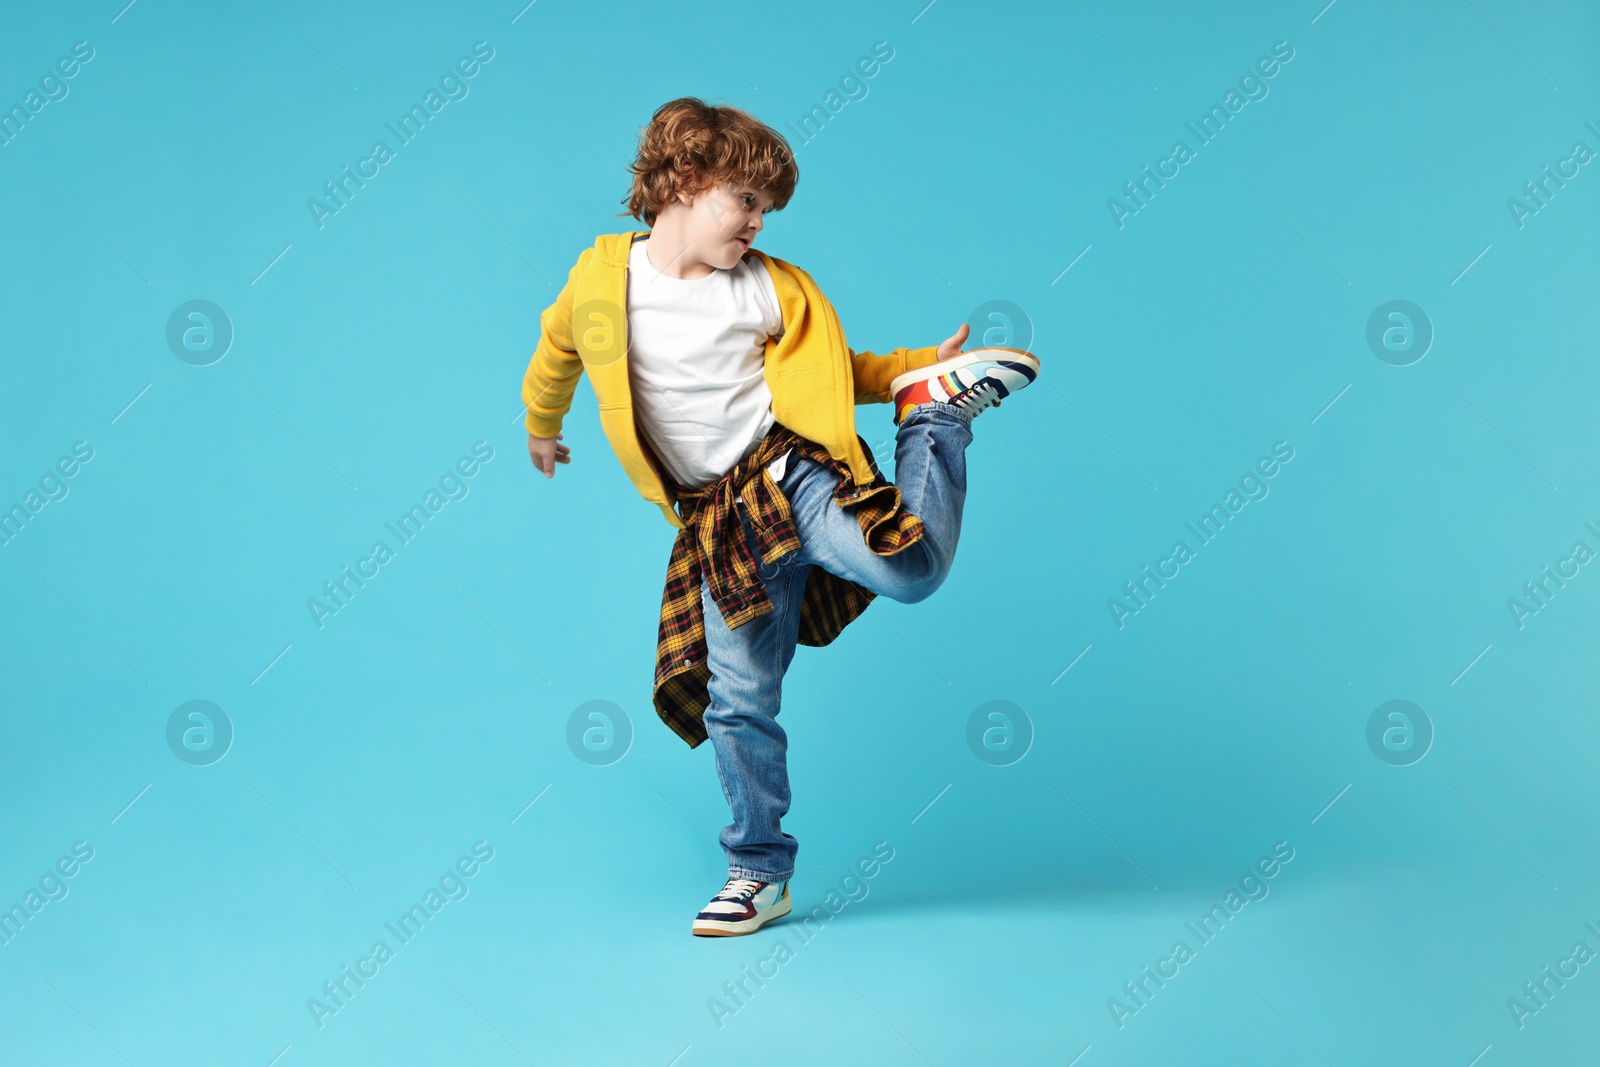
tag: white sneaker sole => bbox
[691,886,792,937]
[888,346,1040,397]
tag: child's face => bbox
[678,181,775,269]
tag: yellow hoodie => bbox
[521,232,943,530]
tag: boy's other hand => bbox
[934,322,1001,407]
[936,322,970,361]
[528,432,571,478]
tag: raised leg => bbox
[782,402,974,604]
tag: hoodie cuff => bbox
[525,411,563,438]
[904,345,942,374]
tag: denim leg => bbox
[784,402,975,604]
[700,506,811,884]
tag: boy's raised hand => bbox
[934,322,1000,406]
[936,322,970,361]
[527,432,571,478]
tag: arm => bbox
[522,254,588,477]
[522,251,587,439]
[848,324,973,404]
[849,343,942,404]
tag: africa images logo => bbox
[1107,41,1296,229]
[1107,442,1295,629]
[306,42,495,230]
[306,442,494,629]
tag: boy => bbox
[521,98,1039,937]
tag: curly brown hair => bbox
[620,97,799,227]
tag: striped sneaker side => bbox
[890,346,1041,424]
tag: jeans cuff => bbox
[904,400,975,430]
[729,865,793,884]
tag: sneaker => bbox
[890,346,1041,425]
[691,876,792,937]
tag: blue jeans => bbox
[699,402,975,883]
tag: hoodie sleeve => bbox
[521,250,589,438]
[848,344,942,404]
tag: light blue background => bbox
[2,0,1597,1063]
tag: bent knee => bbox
[897,573,945,604]
[883,549,949,604]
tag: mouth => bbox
[734,236,750,249]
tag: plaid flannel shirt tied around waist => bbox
[652,421,927,748]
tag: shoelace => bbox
[716,877,763,900]
[953,379,1001,417]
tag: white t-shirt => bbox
[626,237,791,491]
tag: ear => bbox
[672,168,701,207]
